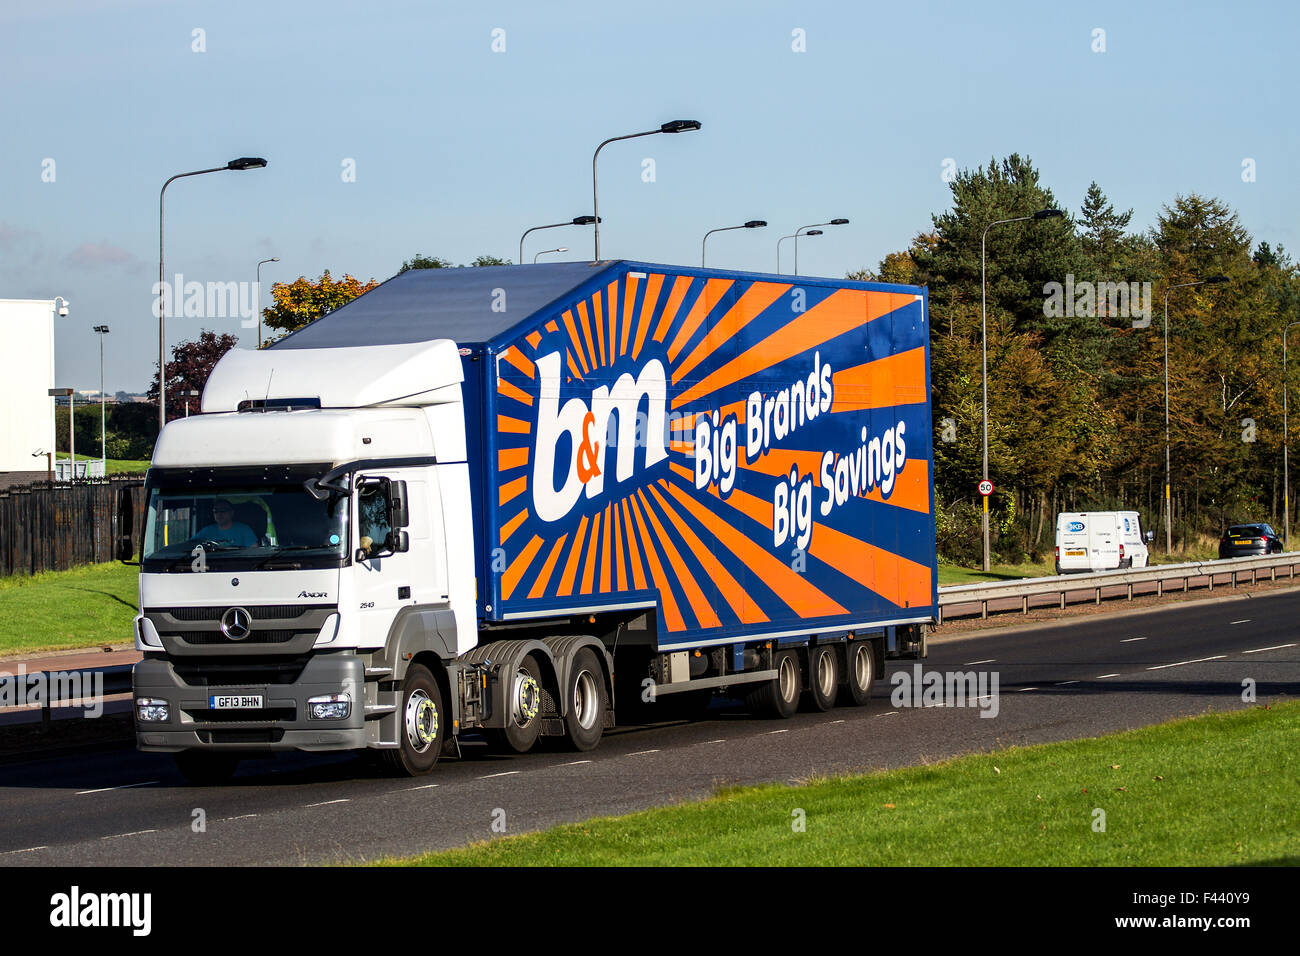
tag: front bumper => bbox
[133,651,366,753]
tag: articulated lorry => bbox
[120,261,936,781]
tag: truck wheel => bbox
[487,656,543,754]
[383,663,444,776]
[563,648,606,751]
[746,649,801,719]
[838,641,875,707]
[173,750,240,785]
[803,645,839,712]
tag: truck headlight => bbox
[307,694,351,720]
[136,697,170,722]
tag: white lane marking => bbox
[1055,680,1079,685]
[397,783,440,791]
[1121,637,1147,643]
[2,846,47,855]
[560,760,592,766]
[77,781,159,795]
[628,749,660,756]
[706,739,726,744]
[226,814,260,820]
[766,729,789,735]
[102,829,157,840]
[1098,674,1120,679]
[971,694,995,702]
[479,770,521,779]
[830,719,845,724]
[965,659,997,665]
[1018,687,1038,692]
[878,711,900,716]
[1147,655,1226,671]
[1243,643,1297,654]
[1230,619,1251,625]
[304,799,350,808]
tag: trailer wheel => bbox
[486,655,543,754]
[838,641,875,707]
[747,649,801,719]
[173,751,240,785]
[382,663,444,776]
[562,648,606,751]
[803,645,839,712]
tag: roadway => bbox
[1,587,1296,865]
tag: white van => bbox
[1055,511,1151,574]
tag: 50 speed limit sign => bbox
[978,479,994,497]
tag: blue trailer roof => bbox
[270,261,619,351]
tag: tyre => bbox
[746,648,801,719]
[174,750,240,785]
[562,648,606,751]
[838,640,875,707]
[803,644,839,712]
[486,655,543,754]
[382,663,444,776]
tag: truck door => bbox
[353,473,437,647]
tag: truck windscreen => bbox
[141,476,349,572]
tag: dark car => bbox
[1218,523,1283,559]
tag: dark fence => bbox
[0,476,146,577]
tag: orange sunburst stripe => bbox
[613,503,627,591]
[528,534,568,600]
[664,479,848,618]
[738,449,824,483]
[632,273,665,360]
[593,292,607,369]
[668,439,693,453]
[497,378,533,407]
[667,278,733,362]
[671,289,914,411]
[860,460,931,514]
[545,320,558,333]
[646,484,768,624]
[498,446,529,471]
[672,281,790,384]
[627,495,685,631]
[621,498,648,590]
[711,483,771,528]
[525,331,542,349]
[829,347,928,414]
[567,352,585,381]
[562,310,591,375]
[499,475,528,506]
[556,515,590,597]
[809,522,932,610]
[653,276,694,343]
[501,534,544,600]
[669,461,694,484]
[499,507,528,544]
[501,347,535,378]
[580,509,602,594]
[620,274,640,356]
[498,415,530,434]
[606,280,620,365]
[636,489,720,628]
[600,503,613,592]
[577,300,599,372]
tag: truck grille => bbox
[170,656,312,687]
[152,604,327,622]
[176,630,300,646]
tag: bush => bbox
[936,500,983,566]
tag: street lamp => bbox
[702,220,766,267]
[1285,320,1300,547]
[93,325,110,466]
[534,247,568,263]
[48,387,74,480]
[792,219,849,276]
[979,207,1064,571]
[1158,274,1230,554]
[777,230,821,273]
[256,257,279,349]
[592,120,701,260]
[520,216,598,265]
[159,157,267,429]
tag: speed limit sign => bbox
[978,479,994,497]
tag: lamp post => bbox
[48,388,73,480]
[1285,320,1300,547]
[592,120,700,260]
[1160,274,1230,554]
[534,247,568,263]
[93,325,110,466]
[777,230,821,273]
[979,207,1064,571]
[256,257,279,349]
[159,157,267,429]
[701,220,766,267]
[793,219,849,276]
[520,217,597,265]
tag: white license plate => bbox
[209,695,264,709]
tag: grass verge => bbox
[55,452,149,475]
[382,702,1300,866]
[0,562,138,656]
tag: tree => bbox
[261,270,380,340]
[399,253,512,272]
[147,330,239,422]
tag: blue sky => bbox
[2,0,1296,391]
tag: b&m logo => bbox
[1068,521,1086,532]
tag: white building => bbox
[0,299,58,478]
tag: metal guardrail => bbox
[937,552,1300,623]
[0,663,133,730]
